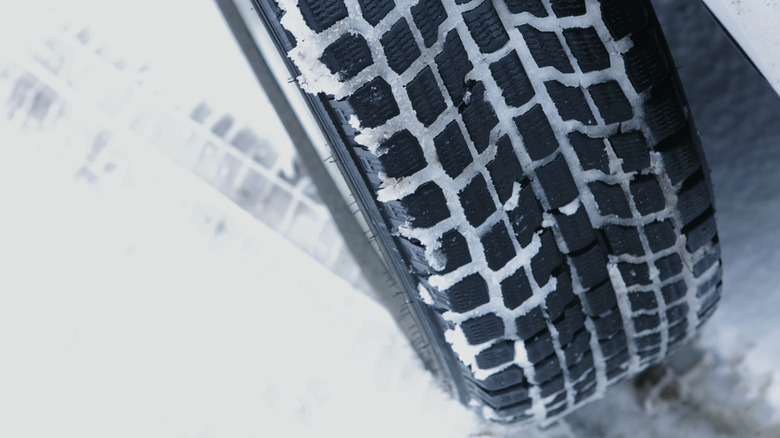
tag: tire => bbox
[254,0,722,424]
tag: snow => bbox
[0,0,779,436]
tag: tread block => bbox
[605,349,629,377]
[635,332,661,349]
[401,181,450,228]
[474,365,526,390]
[645,81,687,142]
[550,0,586,17]
[477,340,516,369]
[490,51,534,108]
[381,19,421,74]
[378,130,427,179]
[678,172,711,225]
[693,244,721,277]
[412,0,448,48]
[574,370,597,393]
[602,224,645,256]
[666,302,689,325]
[536,155,579,210]
[447,273,491,313]
[570,243,609,289]
[563,329,591,366]
[545,270,576,320]
[482,222,517,271]
[518,25,574,73]
[661,280,687,304]
[569,132,610,173]
[516,307,547,340]
[434,121,473,178]
[563,27,610,73]
[589,181,632,218]
[436,31,474,106]
[600,0,648,40]
[469,378,531,409]
[554,304,586,346]
[438,229,472,273]
[462,82,499,153]
[321,33,373,80]
[618,262,652,287]
[554,205,596,253]
[506,0,548,17]
[568,350,594,380]
[358,0,394,26]
[509,185,543,247]
[487,136,524,204]
[657,128,700,185]
[645,219,677,252]
[532,230,564,285]
[589,81,633,124]
[398,237,429,274]
[580,281,617,317]
[576,384,598,403]
[501,268,533,310]
[526,331,555,363]
[464,0,510,53]
[545,81,596,125]
[516,105,559,161]
[534,354,562,383]
[624,29,669,91]
[540,374,565,397]
[599,331,627,358]
[630,175,666,216]
[406,66,447,127]
[462,313,506,345]
[629,291,657,312]
[684,210,718,252]
[610,131,650,173]
[655,253,683,281]
[460,174,497,227]
[632,313,660,332]
[592,308,623,339]
[299,0,348,33]
[348,77,400,128]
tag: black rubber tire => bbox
[254,0,722,424]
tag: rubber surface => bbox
[257,0,722,424]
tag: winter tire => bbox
[251,0,722,424]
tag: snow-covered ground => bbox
[0,1,779,437]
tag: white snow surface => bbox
[0,0,779,437]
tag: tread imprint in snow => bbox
[276,0,721,424]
